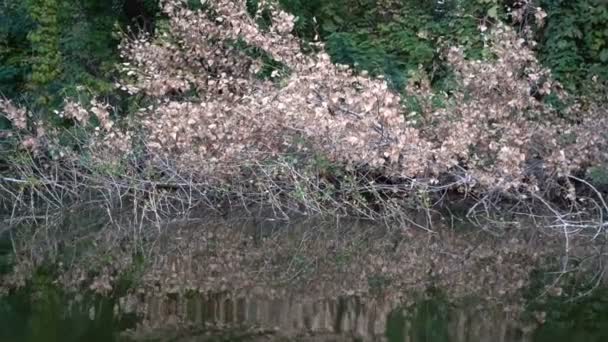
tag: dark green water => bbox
[1,296,112,342]
[0,287,129,342]
[527,290,608,342]
[2,226,608,342]
[2,285,608,342]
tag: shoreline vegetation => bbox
[1,0,608,340]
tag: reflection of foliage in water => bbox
[386,288,450,342]
[530,288,608,342]
[524,267,608,342]
[0,270,128,342]
[0,232,14,276]
[410,291,450,342]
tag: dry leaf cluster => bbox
[0,99,27,130]
[116,0,606,191]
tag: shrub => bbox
[112,0,607,193]
[2,0,607,197]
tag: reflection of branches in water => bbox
[123,291,528,342]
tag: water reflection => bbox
[2,287,608,342]
[0,288,121,342]
[136,291,530,341]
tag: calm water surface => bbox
[2,286,608,342]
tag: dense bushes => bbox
[536,0,608,94]
[3,0,606,193]
[1,0,607,203]
[2,0,605,114]
[0,0,158,114]
[272,0,608,97]
[1,0,608,307]
[276,0,492,90]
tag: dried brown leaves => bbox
[116,1,607,193]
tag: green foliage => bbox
[0,0,158,115]
[186,0,206,11]
[537,0,608,94]
[0,1,34,98]
[587,165,608,186]
[57,1,123,97]
[26,0,62,97]
[245,0,274,30]
[277,0,608,97]
[278,0,497,91]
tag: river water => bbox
[2,212,608,341]
[2,285,608,342]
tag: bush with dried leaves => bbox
[2,0,607,197]
[117,0,606,192]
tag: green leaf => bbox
[557,40,570,49]
[322,21,337,33]
[487,5,498,20]
[600,49,608,63]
